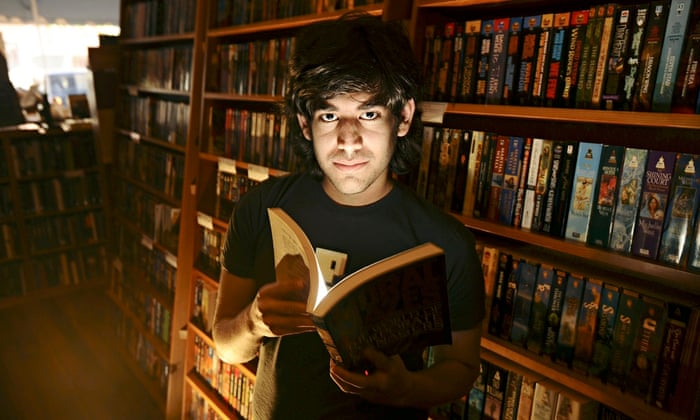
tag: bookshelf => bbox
[0,123,109,308]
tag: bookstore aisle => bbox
[0,288,162,419]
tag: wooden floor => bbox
[0,287,163,419]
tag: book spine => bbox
[516,15,542,105]
[475,19,495,104]
[510,261,539,347]
[621,4,651,110]
[652,0,695,112]
[436,22,456,102]
[633,1,670,111]
[565,142,604,243]
[576,5,606,108]
[531,13,555,106]
[474,132,497,218]
[540,142,564,234]
[543,268,568,358]
[460,20,483,103]
[499,259,521,340]
[502,370,523,420]
[606,289,643,387]
[550,142,579,238]
[449,130,472,213]
[462,130,484,216]
[503,16,524,104]
[527,264,554,354]
[544,12,572,106]
[488,252,513,336]
[671,2,700,113]
[587,145,626,248]
[651,303,690,408]
[512,137,533,228]
[486,18,511,104]
[591,4,620,108]
[562,10,590,107]
[602,5,635,110]
[487,135,510,221]
[532,140,554,231]
[450,22,466,102]
[555,273,585,367]
[521,138,545,229]
[572,277,603,374]
[499,136,525,225]
[588,283,621,379]
[484,365,509,419]
[609,147,649,252]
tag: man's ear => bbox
[397,99,416,137]
[296,114,312,141]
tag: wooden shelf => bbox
[119,32,195,46]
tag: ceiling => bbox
[0,0,119,25]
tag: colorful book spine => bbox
[499,136,525,225]
[468,360,489,419]
[512,137,533,228]
[474,132,497,218]
[565,142,604,243]
[499,258,521,340]
[487,135,510,222]
[486,17,511,104]
[631,150,678,259]
[484,364,509,420]
[587,145,626,248]
[550,142,579,238]
[543,268,568,358]
[687,208,700,270]
[652,0,695,112]
[591,3,619,109]
[532,139,554,231]
[511,260,539,347]
[488,252,513,336]
[436,22,457,102]
[609,147,649,252]
[544,12,572,107]
[625,295,667,402]
[602,5,635,110]
[460,20,483,103]
[540,141,564,234]
[671,2,700,113]
[606,289,643,387]
[516,15,543,105]
[449,130,472,214]
[572,277,603,374]
[531,380,558,420]
[516,374,541,420]
[475,19,495,104]
[555,273,585,367]
[503,16,524,104]
[481,246,501,330]
[621,3,652,110]
[521,138,545,229]
[462,130,484,217]
[633,1,670,111]
[659,154,700,265]
[577,5,607,108]
[651,303,691,409]
[502,369,523,420]
[561,10,590,107]
[588,283,621,379]
[527,264,554,354]
[450,22,466,102]
[531,13,555,106]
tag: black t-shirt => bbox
[222,173,485,419]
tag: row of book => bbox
[119,94,190,147]
[479,243,700,415]
[188,388,228,420]
[120,45,193,93]
[210,36,294,97]
[0,262,23,298]
[423,1,700,113]
[197,225,224,282]
[215,166,262,219]
[213,0,381,28]
[192,335,254,420]
[18,171,102,215]
[10,133,98,177]
[116,136,185,201]
[192,277,218,336]
[414,126,700,270]
[207,106,302,172]
[24,210,105,252]
[121,0,197,39]
[29,245,108,289]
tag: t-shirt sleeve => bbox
[445,225,486,331]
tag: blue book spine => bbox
[609,147,649,252]
[527,264,554,354]
[572,278,603,374]
[588,284,621,379]
[510,260,539,346]
[503,16,524,104]
[486,17,511,104]
[556,273,586,367]
[587,145,626,248]
[565,142,604,243]
[499,136,525,224]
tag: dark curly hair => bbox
[284,11,424,178]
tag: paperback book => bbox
[510,260,539,347]
[572,277,603,374]
[588,283,621,379]
[565,142,603,243]
[609,147,649,253]
[555,272,585,367]
[587,145,625,248]
[526,264,554,354]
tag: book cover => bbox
[468,360,489,419]
[543,268,568,359]
[488,251,513,337]
[521,138,546,230]
[531,379,558,420]
[561,10,590,107]
[527,264,554,355]
[625,295,667,401]
[540,142,565,234]
[503,16,524,104]
[621,3,653,110]
[532,139,554,231]
[483,364,509,420]
[555,273,585,367]
[474,132,497,218]
[487,135,510,222]
[450,129,472,214]
[602,5,635,110]
[267,208,451,372]
[531,13,555,106]
[671,2,700,113]
[516,15,543,105]
[565,142,604,243]
[499,136,525,225]
[502,369,523,420]
[633,1,670,111]
[499,258,521,340]
[572,277,603,374]
[606,289,643,387]
[588,283,621,379]
[591,4,620,109]
[475,19,495,104]
[510,260,539,347]
[651,303,691,409]
[550,142,579,238]
[631,150,677,259]
[609,147,649,252]
[512,137,533,228]
[544,12,572,107]
[460,20,483,103]
[516,374,543,420]
[658,154,700,266]
[651,0,695,112]
[462,130,485,217]
[554,388,601,420]
[486,17,511,104]
[576,4,607,108]
[587,145,626,248]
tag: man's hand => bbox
[328,348,414,407]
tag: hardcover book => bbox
[561,10,590,107]
[555,272,586,367]
[631,150,678,260]
[526,264,554,355]
[606,289,643,387]
[550,141,579,238]
[587,145,626,248]
[530,13,555,106]
[460,20,483,103]
[510,260,539,347]
[544,12,572,107]
[475,19,495,104]
[658,154,700,266]
[632,1,670,111]
[268,208,451,372]
[621,3,652,110]
[609,147,649,253]
[515,15,543,105]
[486,17,511,104]
[499,136,525,225]
[565,142,604,243]
[601,5,635,110]
[503,16,524,104]
[651,0,696,112]
[625,295,667,401]
[591,4,619,109]
[543,268,568,358]
[588,283,621,379]
[671,2,700,113]
[572,277,603,374]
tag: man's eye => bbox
[360,111,378,120]
[319,113,338,122]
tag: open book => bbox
[267,207,452,372]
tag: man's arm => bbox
[329,325,482,408]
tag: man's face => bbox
[297,93,414,206]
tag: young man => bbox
[212,12,485,419]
